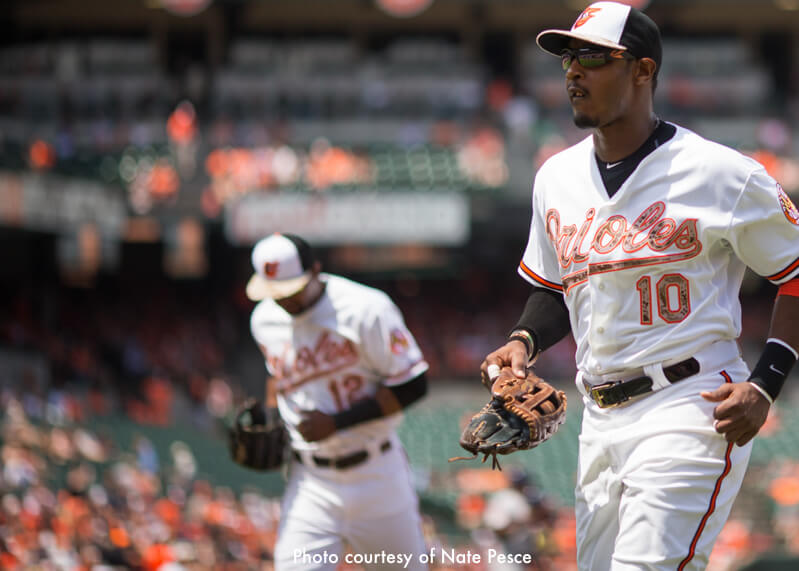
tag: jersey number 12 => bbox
[328,375,364,411]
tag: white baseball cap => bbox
[246,233,317,301]
[536,1,662,71]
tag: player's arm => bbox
[748,287,799,401]
[296,373,428,442]
[702,282,799,446]
[253,338,279,408]
[265,375,278,407]
[480,286,572,384]
[337,372,428,426]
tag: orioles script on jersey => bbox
[545,201,703,293]
[266,330,359,392]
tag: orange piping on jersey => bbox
[769,257,799,283]
[562,246,704,294]
[778,278,799,297]
[519,261,563,291]
[677,370,734,570]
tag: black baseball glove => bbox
[228,398,288,471]
[451,367,567,470]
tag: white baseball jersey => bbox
[520,123,799,377]
[250,273,429,456]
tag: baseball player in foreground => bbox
[481,2,799,569]
[247,232,429,570]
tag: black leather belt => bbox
[293,440,391,470]
[585,357,700,409]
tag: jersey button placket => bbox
[588,275,609,344]
[596,281,609,334]
[589,273,619,360]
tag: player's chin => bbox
[572,111,599,129]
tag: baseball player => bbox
[247,232,429,570]
[481,2,799,569]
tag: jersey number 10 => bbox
[635,273,691,324]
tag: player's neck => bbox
[301,281,327,313]
[593,112,659,163]
[280,280,327,316]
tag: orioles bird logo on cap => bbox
[264,262,279,277]
[574,7,602,28]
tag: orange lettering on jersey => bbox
[672,219,700,249]
[272,331,359,393]
[778,183,799,225]
[592,215,627,253]
[570,208,595,263]
[647,218,678,251]
[546,209,577,269]
[623,202,665,252]
[573,7,602,28]
[546,203,703,293]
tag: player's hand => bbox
[700,382,771,446]
[296,410,336,442]
[480,340,530,389]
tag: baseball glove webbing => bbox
[451,367,567,470]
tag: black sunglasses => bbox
[560,47,634,71]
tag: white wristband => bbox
[748,381,774,405]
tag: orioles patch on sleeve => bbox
[390,328,410,355]
[777,183,799,225]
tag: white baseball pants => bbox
[274,438,428,570]
[576,346,753,570]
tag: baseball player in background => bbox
[481,2,799,569]
[247,232,429,570]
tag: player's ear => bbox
[634,58,657,87]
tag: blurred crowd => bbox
[0,378,578,571]
[0,274,574,410]
[0,389,283,570]
[0,272,779,418]
[1,323,572,570]
[0,276,793,570]
[0,284,246,429]
[3,355,799,571]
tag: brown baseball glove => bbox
[452,367,567,470]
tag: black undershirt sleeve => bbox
[387,372,428,408]
[511,286,572,353]
[332,373,427,430]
